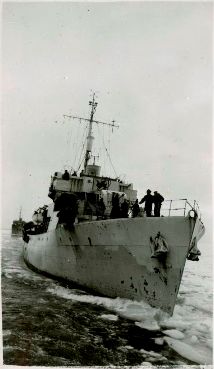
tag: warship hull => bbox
[12,222,25,236]
[23,214,204,315]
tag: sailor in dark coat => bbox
[153,191,164,217]
[139,189,153,217]
[110,193,120,218]
[62,170,70,180]
[120,199,129,218]
[97,198,106,219]
[132,199,140,218]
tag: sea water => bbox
[1,230,213,366]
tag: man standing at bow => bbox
[139,189,153,217]
[153,191,164,217]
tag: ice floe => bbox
[141,362,153,366]
[46,247,213,365]
[154,337,164,345]
[135,320,160,331]
[162,329,185,339]
[164,336,212,364]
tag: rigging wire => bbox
[102,124,106,174]
[93,123,102,167]
[63,116,87,172]
[56,118,69,170]
[77,144,86,171]
[73,118,82,169]
[65,125,73,168]
[107,122,111,174]
[76,124,88,171]
[95,123,105,172]
[96,123,118,178]
[105,147,118,178]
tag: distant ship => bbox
[12,208,25,236]
[23,95,205,315]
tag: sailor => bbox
[120,199,129,218]
[153,191,164,217]
[22,221,35,242]
[97,198,106,219]
[139,189,153,217]
[132,199,140,218]
[42,205,50,231]
[57,203,78,230]
[42,205,48,217]
[62,170,70,180]
[110,193,120,218]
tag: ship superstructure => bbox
[23,95,205,315]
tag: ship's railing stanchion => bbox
[184,199,187,216]
[169,200,172,216]
[161,198,201,218]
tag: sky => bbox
[1,1,213,247]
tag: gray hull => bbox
[23,215,203,315]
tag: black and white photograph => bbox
[1,1,213,366]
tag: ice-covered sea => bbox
[1,230,213,367]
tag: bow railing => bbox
[161,199,202,219]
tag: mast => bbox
[84,93,97,171]
[63,94,119,173]
[19,207,22,221]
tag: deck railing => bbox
[161,199,202,219]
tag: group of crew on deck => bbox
[62,169,77,179]
[135,189,164,217]
[22,205,50,242]
[22,188,164,240]
[60,170,164,218]
[110,190,164,219]
[55,189,164,231]
[60,171,164,217]
[109,193,129,219]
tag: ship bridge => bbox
[48,164,137,204]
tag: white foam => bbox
[100,314,118,321]
[45,250,213,357]
[140,349,163,359]
[46,285,161,330]
[47,286,119,308]
[124,345,134,350]
[3,266,24,274]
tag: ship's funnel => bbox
[86,165,101,176]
